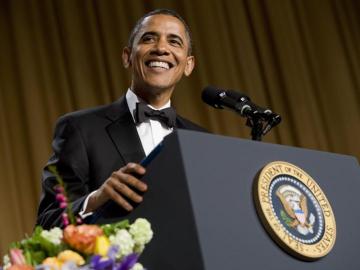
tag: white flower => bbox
[109,229,135,259]
[131,263,144,270]
[129,218,153,246]
[3,254,11,270]
[133,244,144,254]
[60,261,78,270]
[41,227,63,245]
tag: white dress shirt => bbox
[79,89,174,217]
[126,89,173,156]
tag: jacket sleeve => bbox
[36,115,91,229]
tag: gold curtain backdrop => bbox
[0,0,359,257]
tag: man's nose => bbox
[151,38,170,55]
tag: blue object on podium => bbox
[94,130,360,270]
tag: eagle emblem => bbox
[276,185,315,235]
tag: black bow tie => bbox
[135,102,177,128]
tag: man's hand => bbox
[87,163,147,212]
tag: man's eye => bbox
[142,36,155,42]
[169,39,181,46]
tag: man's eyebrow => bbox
[140,31,158,39]
[139,31,186,47]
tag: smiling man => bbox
[36,9,204,228]
[123,12,195,107]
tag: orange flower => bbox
[63,224,103,254]
[8,265,34,270]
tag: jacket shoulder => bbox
[176,115,208,133]
[56,97,127,126]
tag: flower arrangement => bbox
[2,167,153,270]
[3,219,153,270]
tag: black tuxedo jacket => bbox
[36,96,205,229]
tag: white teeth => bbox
[148,61,170,69]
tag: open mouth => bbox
[145,60,174,70]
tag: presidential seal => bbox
[253,161,336,260]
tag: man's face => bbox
[123,14,195,94]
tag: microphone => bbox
[225,89,282,131]
[201,86,282,139]
[225,90,272,116]
[201,86,254,117]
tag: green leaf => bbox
[48,166,77,225]
[101,219,130,237]
[280,210,293,227]
[38,236,61,257]
[27,250,46,266]
[8,226,66,266]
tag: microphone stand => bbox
[246,114,264,141]
[245,111,281,141]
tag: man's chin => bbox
[135,82,175,94]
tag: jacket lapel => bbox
[105,97,146,164]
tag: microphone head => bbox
[201,86,224,109]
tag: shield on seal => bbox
[294,209,306,224]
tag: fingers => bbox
[122,163,146,176]
[111,178,143,203]
[102,163,147,211]
[120,163,147,191]
[103,183,134,211]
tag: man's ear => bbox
[184,56,195,76]
[122,47,132,68]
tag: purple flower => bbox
[107,245,120,261]
[60,202,68,209]
[90,255,114,270]
[62,213,69,226]
[56,193,67,202]
[116,253,138,270]
[76,217,83,225]
[55,185,64,193]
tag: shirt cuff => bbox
[78,190,97,219]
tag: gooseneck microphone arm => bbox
[201,86,282,141]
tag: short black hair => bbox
[127,9,193,55]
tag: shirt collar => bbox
[125,89,171,122]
